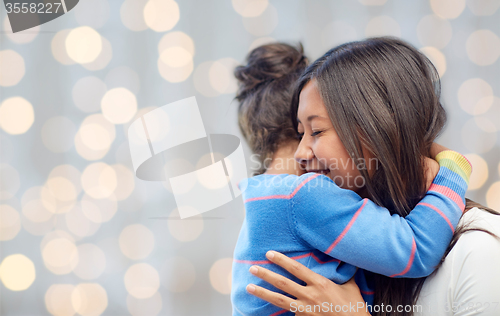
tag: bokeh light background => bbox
[0,0,499,315]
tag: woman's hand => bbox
[246,251,370,315]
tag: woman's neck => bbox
[265,141,304,176]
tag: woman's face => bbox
[295,79,372,192]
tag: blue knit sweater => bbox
[231,151,472,316]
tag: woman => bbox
[246,38,500,315]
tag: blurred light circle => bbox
[80,124,112,151]
[158,56,193,83]
[0,254,36,291]
[46,177,77,202]
[52,29,76,65]
[124,263,160,299]
[127,292,162,316]
[0,49,25,87]
[160,256,196,293]
[242,3,278,36]
[232,0,268,17]
[41,230,75,249]
[105,66,141,95]
[458,78,493,115]
[430,0,466,19]
[467,0,500,16]
[158,31,195,56]
[0,164,20,200]
[48,165,82,198]
[160,47,192,67]
[417,15,453,49]
[365,16,401,37]
[420,47,447,77]
[474,97,500,132]
[65,204,101,238]
[464,154,488,190]
[0,97,34,135]
[167,208,203,242]
[75,0,110,29]
[249,36,276,51]
[73,76,108,113]
[21,214,57,236]
[65,26,103,64]
[322,21,358,52]
[101,87,138,124]
[81,194,118,223]
[209,61,231,94]
[486,182,500,210]
[82,37,113,71]
[120,0,149,31]
[461,118,497,153]
[71,283,108,316]
[45,284,76,316]
[466,29,500,66]
[75,114,116,161]
[73,244,106,280]
[111,164,135,200]
[42,116,77,153]
[473,116,497,133]
[22,199,54,223]
[119,224,155,260]
[42,238,79,275]
[40,183,75,214]
[0,204,21,241]
[81,162,118,199]
[3,18,39,44]
[144,0,180,32]
[193,61,220,97]
[209,258,232,294]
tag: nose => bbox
[294,137,314,165]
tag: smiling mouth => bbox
[306,169,330,175]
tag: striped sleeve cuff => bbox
[435,150,472,185]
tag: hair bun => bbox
[234,42,307,100]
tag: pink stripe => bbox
[270,310,288,316]
[390,238,416,277]
[244,174,321,203]
[360,290,375,295]
[419,202,455,233]
[235,252,340,265]
[429,184,465,211]
[326,199,367,254]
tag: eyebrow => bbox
[297,115,323,123]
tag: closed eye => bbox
[311,130,323,136]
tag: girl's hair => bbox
[234,42,308,174]
[290,37,499,315]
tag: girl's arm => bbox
[290,150,471,278]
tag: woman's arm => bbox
[247,251,369,316]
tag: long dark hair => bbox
[234,42,308,174]
[290,37,499,315]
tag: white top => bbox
[416,207,500,316]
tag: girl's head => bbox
[235,42,308,174]
[292,37,446,215]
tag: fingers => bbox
[246,284,295,311]
[249,265,303,298]
[265,251,321,285]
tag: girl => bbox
[246,38,500,316]
[232,41,472,315]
